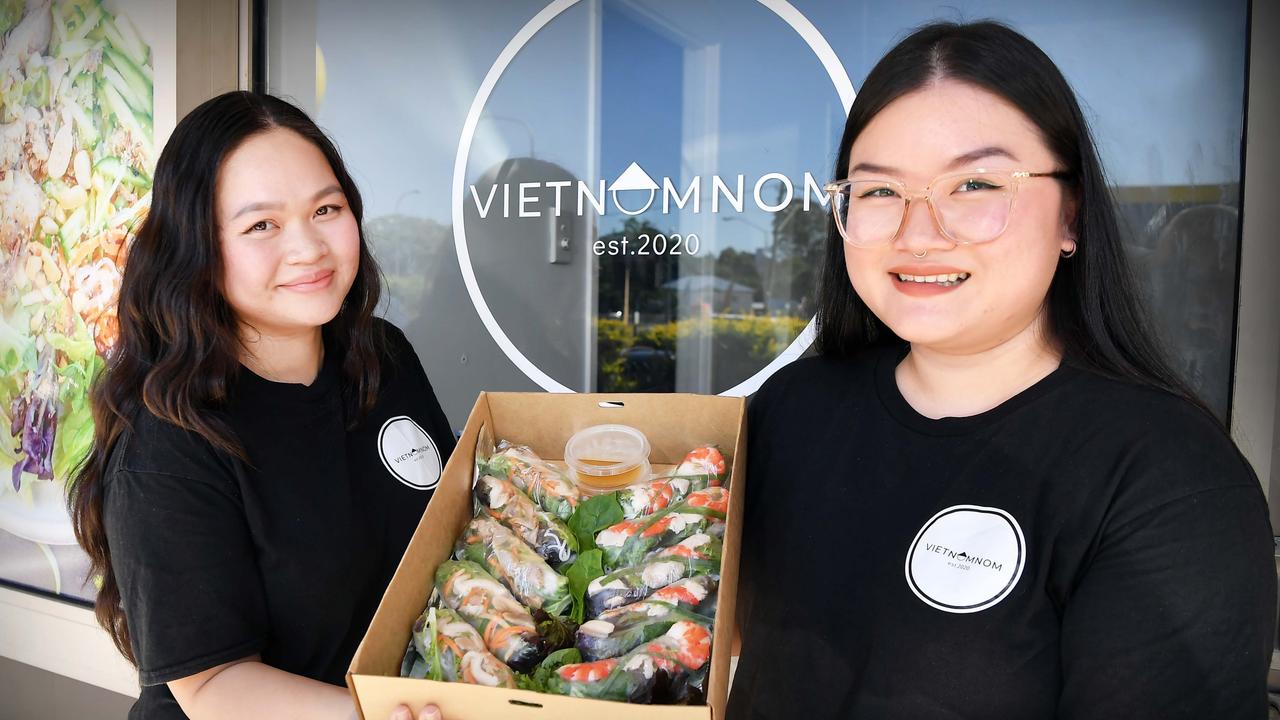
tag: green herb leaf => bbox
[564,548,605,624]
[568,492,624,551]
[535,647,582,686]
[534,610,578,652]
[0,0,23,37]
[514,646,581,693]
[515,672,541,692]
[457,540,486,566]
[427,607,443,682]
[485,455,512,479]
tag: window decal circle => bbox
[452,0,855,394]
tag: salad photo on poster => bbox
[1,0,156,601]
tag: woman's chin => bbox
[883,319,976,352]
[289,306,344,331]
[245,304,344,335]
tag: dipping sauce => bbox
[564,424,652,495]
[576,459,647,489]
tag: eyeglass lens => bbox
[836,172,1015,246]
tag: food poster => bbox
[1,0,166,602]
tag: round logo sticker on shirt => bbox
[378,416,442,491]
[904,505,1026,614]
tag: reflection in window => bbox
[263,0,1247,422]
[1121,184,1240,420]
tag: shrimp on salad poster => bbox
[1,0,164,601]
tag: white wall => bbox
[1232,0,1280,516]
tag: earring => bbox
[1061,239,1077,259]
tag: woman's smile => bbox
[279,270,335,292]
[888,263,972,296]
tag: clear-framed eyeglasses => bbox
[823,169,1070,247]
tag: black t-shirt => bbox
[727,346,1274,720]
[103,321,456,719]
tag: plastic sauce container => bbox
[564,424,651,494]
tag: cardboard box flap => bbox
[350,674,711,720]
[705,402,747,716]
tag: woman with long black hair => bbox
[729,21,1273,719]
[68,92,449,720]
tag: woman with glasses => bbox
[728,21,1273,720]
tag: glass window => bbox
[263,0,1247,426]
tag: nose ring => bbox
[912,250,928,259]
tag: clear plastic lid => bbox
[564,424,651,491]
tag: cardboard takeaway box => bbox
[347,392,747,720]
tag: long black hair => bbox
[68,91,385,664]
[815,20,1203,411]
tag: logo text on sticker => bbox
[378,416,443,491]
[904,505,1026,614]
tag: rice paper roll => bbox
[599,510,721,570]
[576,587,714,661]
[617,476,693,519]
[410,606,518,687]
[598,488,728,569]
[400,641,428,679]
[643,532,722,567]
[551,621,713,704]
[679,486,729,515]
[455,516,572,615]
[545,656,667,704]
[626,620,714,704]
[543,658,633,701]
[586,555,718,617]
[658,445,728,489]
[474,474,578,566]
[578,603,678,662]
[649,575,719,618]
[486,442,582,520]
[435,560,546,672]
[456,650,520,688]
[620,510,719,569]
[677,488,729,543]
[594,517,647,568]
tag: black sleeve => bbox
[383,319,458,456]
[729,361,813,720]
[1057,434,1275,719]
[104,441,267,686]
[411,360,457,461]
[735,365,788,634]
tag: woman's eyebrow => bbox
[946,146,1020,169]
[848,161,900,176]
[310,184,343,201]
[231,200,283,220]
[229,185,343,220]
[848,147,1022,179]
